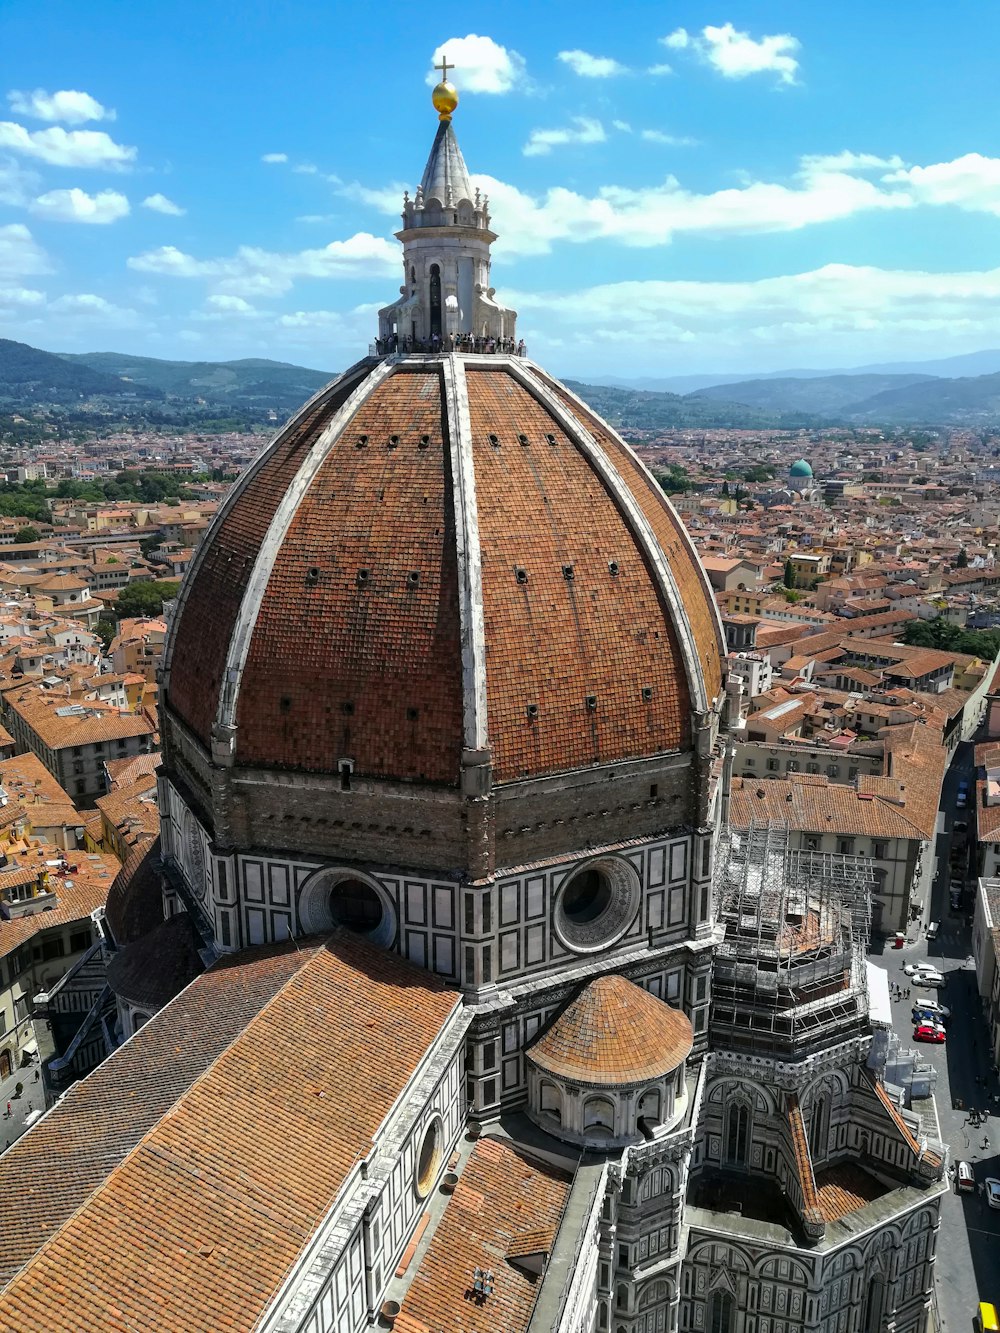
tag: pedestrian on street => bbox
[4,1102,9,1118]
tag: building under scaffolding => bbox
[712,820,877,1058]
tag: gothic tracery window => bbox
[725,1101,749,1164]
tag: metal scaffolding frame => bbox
[712,820,876,1056]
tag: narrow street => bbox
[870,741,1000,1331]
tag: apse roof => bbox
[528,974,694,1086]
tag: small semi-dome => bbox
[789,458,813,478]
[529,974,693,1085]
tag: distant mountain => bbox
[690,373,936,415]
[59,351,332,413]
[0,337,158,403]
[845,370,1000,423]
[563,380,816,431]
[592,348,1000,394]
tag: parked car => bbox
[975,1303,999,1333]
[987,1178,1000,1210]
[911,998,950,1018]
[951,888,964,910]
[914,1024,946,1043]
[912,1013,946,1033]
[919,970,945,987]
[904,961,943,977]
[956,1160,976,1192]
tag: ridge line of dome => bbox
[506,359,711,721]
[162,356,378,698]
[210,358,399,764]
[441,355,489,762]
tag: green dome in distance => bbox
[789,458,813,478]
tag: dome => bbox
[163,356,723,790]
[789,458,813,478]
[528,974,693,1086]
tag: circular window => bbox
[415,1116,442,1197]
[329,878,384,933]
[553,857,640,954]
[298,868,396,948]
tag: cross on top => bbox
[436,54,453,82]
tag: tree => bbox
[956,547,969,569]
[114,579,180,620]
[13,525,40,543]
[784,559,796,590]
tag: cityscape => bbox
[2,6,1000,1333]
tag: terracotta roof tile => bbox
[396,1137,572,1333]
[0,932,460,1331]
[528,974,692,1085]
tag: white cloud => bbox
[0,158,39,207]
[884,152,1000,215]
[471,152,910,255]
[512,263,1000,366]
[0,286,44,309]
[524,117,607,158]
[666,23,800,84]
[142,192,185,216]
[194,293,261,320]
[0,122,136,168]
[261,152,288,164]
[427,35,526,94]
[293,163,319,175]
[641,129,698,147]
[557,50,626,78]
[0,223,50,276]
[127,231,398,295]
[29,187,129,224]
[647,63,674,76]
[48,293,138,323]
[8,89,114,124]
[612,120,632,133]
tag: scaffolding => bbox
[712,820,876,1058]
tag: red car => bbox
[913,1024,946,1043]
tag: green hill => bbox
[691,373,935,414]
[59,351,332,413]
[564,380,817,431]
[0,337,154,403]
[845,370,1000,423]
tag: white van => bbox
[926,921,940,941]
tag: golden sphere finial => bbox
[431,54,458,121]
[432,81,459,122]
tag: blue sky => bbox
[3,1,1000,379]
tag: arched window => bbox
[539,1081,562,1124]
[429,264,442,340]
[637,1087,662,1129]
[584,1096,616,1137]
[809,1093,830,1160]
[725,1102,749,1164]
[862,1274,886,1333]
[709,1290,735,1333]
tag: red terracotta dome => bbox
[163,355,723,787]
[528,974,694,1086]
